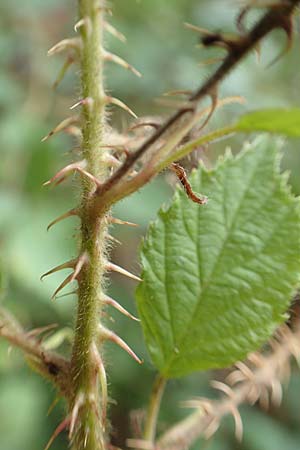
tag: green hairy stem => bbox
[70,1,108,449]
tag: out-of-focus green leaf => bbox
[241,407,300,450]
[0,263,7,302]
[235,108,300,137]
[136,136,300,378]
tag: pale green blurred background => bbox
[1,1,300,449]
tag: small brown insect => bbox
[171,163,207,205]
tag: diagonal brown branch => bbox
[0,307,71,396]
[93,0,299,211]
[154,324,300,450]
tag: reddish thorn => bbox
[47,208,79,231]
[51,273,74,300]
[103,295,140,321]
[40,259,77,281]
[99,325,142,364]
[44,417,70,450]
[106,262,141,282]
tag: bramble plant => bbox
[1,1,300,450]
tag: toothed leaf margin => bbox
[136,135,300,378]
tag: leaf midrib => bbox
[163,150,265,375]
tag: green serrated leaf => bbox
[136,136,300,378]
[235,108,300,137]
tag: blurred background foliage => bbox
[0,1,300,449]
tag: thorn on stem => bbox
[40,259,77,281]
[43,161,86,186]
[70,252,88,282]
[98,325,142,364]
[41,116,79,142]
[51,273,75,300]
[104,96,137,119]
[45,417,70,450]
[103,50,142,77]
[48,38,81,56]
[70,97,94,110]
[43,161,101,188]
[103,295,140,321]
[104,21,126,42]
[105,262,141,282]
[69,393,84,438]
[109,217,138,227]
[266,14,294,67]
[91,343,108,427]
[53,56,74,90]
[74,16,92,35]
[45,253,87,299]
[47,208,79,231]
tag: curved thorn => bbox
[210,380,235,398]
[40,259,77,281]
[99,325,142,364]
[70,252,88,282]
[266,15,294,68]
[41,116,79,142]
[230,405,243,442]
[235,361,255,380]
[197,87,218,132]
[236,6,250,34]
[47,208,79,231]
[43,161,86,186]
[103,295,140,321]
[53,56,74,90]
[51,273,75,300]
[48,38,81,56]
[91,343,108,427]
[74,16,92,34]
[70,97,94,110]
[104,21,126,42]
[45,417,70,450]
[69,393,84,438]
[106,262,141,282]
[109,217,138,227]
[44,162,102,188]
[105,96,137,119]
[103,50,142,77]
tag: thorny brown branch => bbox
[0,307,71,396]
[93,0,299,210]
[151,324,300,450]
